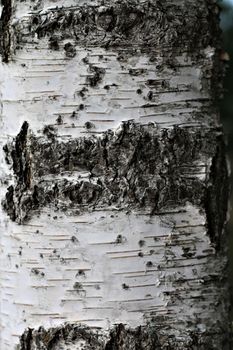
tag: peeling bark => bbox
[0,0,231,349]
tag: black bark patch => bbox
[64,42,76,58]
[2,121,34,222]
[11,121,30,183]
[2,121,228,252]
[203,135,229,250]
[87,66,106,87]
[97,8,117,32]
[105,324,160,350]
[19,324,161,350]
[0,0,12,63]
[49,36,60,51]
[12,0,221,58]
[18,322,232,350]
[3,185,16,221]
[21,327,33,350]
[19,324,106,350]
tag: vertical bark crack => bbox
[0,0,12,63]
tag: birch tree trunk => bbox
[0,0,231,349]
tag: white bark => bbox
[0,0,231,349]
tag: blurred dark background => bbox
[220,0,233,142]
[219,0,233,317]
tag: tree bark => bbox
[0,0,231,349]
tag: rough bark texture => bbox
[2,121,226,233]
[0,0,231,349]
